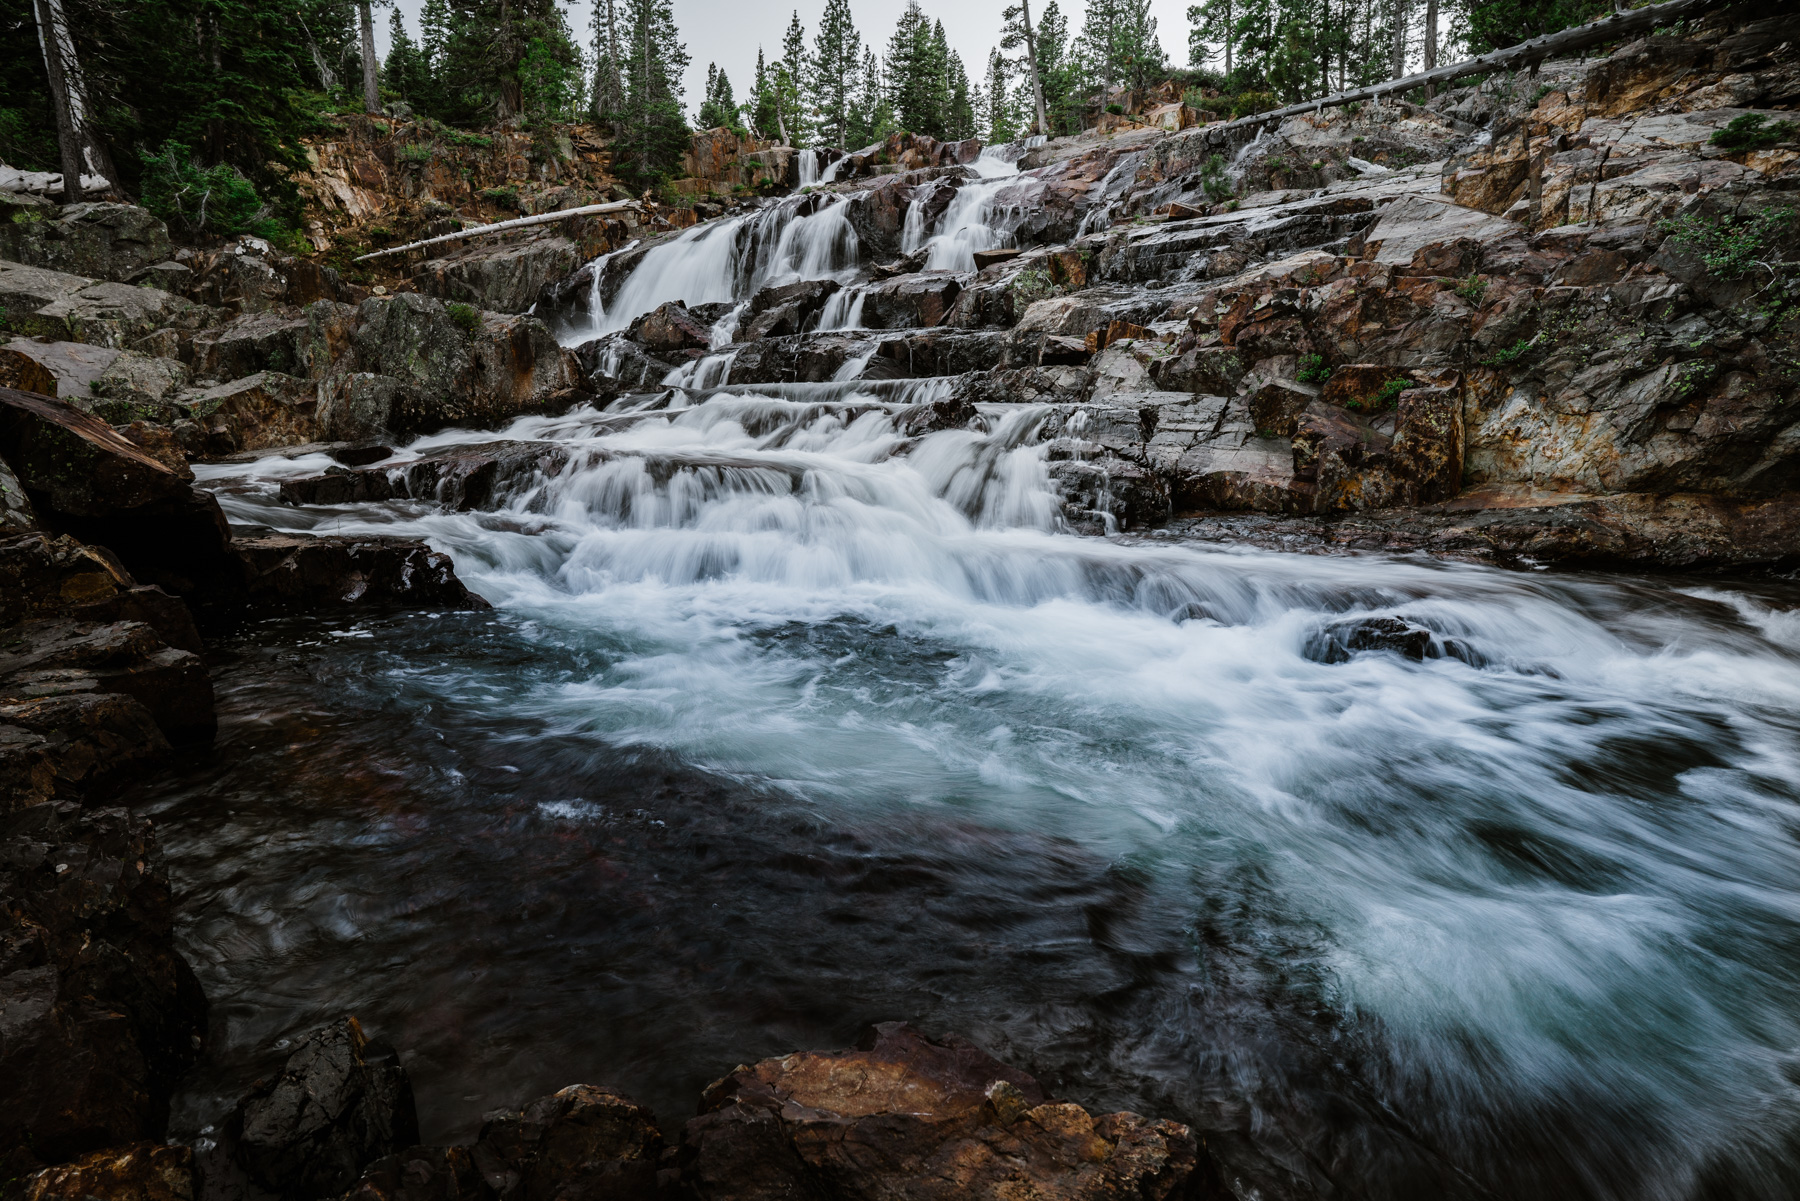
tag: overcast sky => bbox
[376,0,1200,124]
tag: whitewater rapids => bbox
[173,390,1800,1200]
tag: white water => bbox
[902,145,1030,272]
[797,149,819,187]
[201,391,1800,1196]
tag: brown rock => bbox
[25,1143,194,1201]
[863,275,963,329]
[630,301,715,355]
[0,617,215,745]
[680,1022,1218,1201]
[472,1084,665,1201]
[973,247,1022,271]
[179,372,319,458]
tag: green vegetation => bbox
[1369,379,1409,409]
[1199,153,1233,203]
[1106,103,1126,115]
[1483,335,1539,367]
[1297,354,1331,385]
[1709,114,1799,152]
[1456,273,1489,303]
[137,140,301,245]
[479,186,520,211]
[1532,84,1556,105]
[397,143,436,165]
[445,302,482,333]
[1658,206,1796,281]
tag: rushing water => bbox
[149,391,1800,1201]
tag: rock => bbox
[182,240,346,315]
[0,803,206,1178]
[629,300,714,355]
[347,294,579,434]
[680,1022,1214,1201]
[229,1018,420,1201]
[894,395,979,437]
[845,177,915,260]
[0,692,170,813]
[471,1084,665,1200]
[0,452,35,530]
[0,532,201,652]
[0,203,174,282]
[0,617,214,745]
[414,236,585,315]
[178,372,318,458]
[278,441,566,512]
[87,350,192,424]
[735,280,842,343]
[186,312,313,383]
[24,1143,195,1201]
[0,260,218,349]
[338,1147,489,1201]
[862,274,962,329]
[2,337,121,399]
[317,373,421,444]
[128,261,196,294]
[234,533,492,612]
[0,385,242,626]
[973,247,1022,270]
[573,334,678,395]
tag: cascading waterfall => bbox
[798,149,819,187]
[187,386,1800,1198]
[900,145,1029,272]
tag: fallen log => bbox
[1206,0,1732,140]
[354,200,645,262]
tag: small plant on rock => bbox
[1369,378,1409,409]
[445,302,482,334]
[1482,335,1538,366]
[1456,272,1489,302]
[398,143,436,165]
[1106,103,1126,115]
[1297,354,1331,384]
[1199,153,1233,203]
[1708,114,1799,152]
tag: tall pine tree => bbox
[777,11,811,146]
[619,0,689,181]
[810,0,860,149]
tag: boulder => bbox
[0,691,169,813]
[0,617,214,745]
[23,1143,194,1201]
[0,385,242,626]
[735,280,843,343]
[679,1022,1214,1201]
[186,311,313,382]
[0,260,217,349]
[87,350,192,424]
[0,531,201,652]
[234,533,492,613]
[0,203,173,282]
[0,453,35,530]
[177,372,318,458]
[414,236,586,314]
[629,300,714,355]
[228,1018,420,1201]
[0,803,206,1179]
[862,275,963,329]
[317,373,422,444]
[278,441,567,512]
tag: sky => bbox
[376,0,1202,125]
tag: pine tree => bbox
[744,47,782,140]
[776,10,812,145]
[999,0,1049,135]
[847,46,890,147]
[945,50,974,140]
[885,1,938,138]
[698,62,739,129]
[619,0,689,180]
[383,9,432,104]
[810,0,860,149]
[1079,0,1164,93]
[591,0,626,131]
[984,49,1019,143]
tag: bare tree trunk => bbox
[1391,0,1408,81]
[1020,0,1050,136]
[1224,0,1233,75]
[33,0,83,203]
[359,0,380,113]
[1423,0,1438,98]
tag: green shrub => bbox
[445,302,482,333]
[1229,92,1277,119]
[1657,205,1796,280]
[1531,84,1556,105]
[1369,378,1409,409]
[138,141,267,237]
[1709,113,1799,151]
[1199,153,1233,203]
[445,130,494,149]
[1297,354,1331,384]
[398,143,436,164]
[1456,272,1489,302]
[1265,155,1289,173]
[480,186,519,210]
[1309,159,1324,171]
[1106,103,1126,115]
[1482,336,1537,366]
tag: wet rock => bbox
[470,1084,665,1201]
[0,532,202,654]
[316,373,422,445]
[23,1142,195,1201]
[0,203,174,282]
[413,236,585,315]
[1051,456,1172,532]
[973,247,1022,270]
[894,395,979,437]
[186,312,313,383]
[1310,615,1435,662]
[737,279,842,342]
[339,1147,489,1201]
[680,1022,1215,1201]
[227,1018,420,1201]
[0,692,170,812]
[278,441,566,512]
[0,452,35,530]
[234,533,491,612]
[845,177,915,260]
[629,300,714,355]
[0,803,206,1178]
[862,274,962,329]
[573,333,678,394]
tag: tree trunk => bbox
[1224,0,1233,76]
[1020,0,1049,136]
[1423,0,1438,99]
[1391,0,1408,81]
[33,0,84,203]
[359,0,380,113]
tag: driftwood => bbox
[354,200,645,262]
[1207,0,1731,138]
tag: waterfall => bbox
[570,195,863,343]
[900,145,1028,272]
[577,239,640,340]
[798,149,819,187]
[815,287,867,331]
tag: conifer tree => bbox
[847,47,890,147]
[383,9,432,105]
[698,63,739,130]
[810,0,860,148]
[777,11,812,145]
[885,1,936,138]
[985,49,1019,143]
[744,48,782,140]
[945,50,975,140]
[619,0,689,180]
[591,0,626,132]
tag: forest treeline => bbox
[5,0,1625,228]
